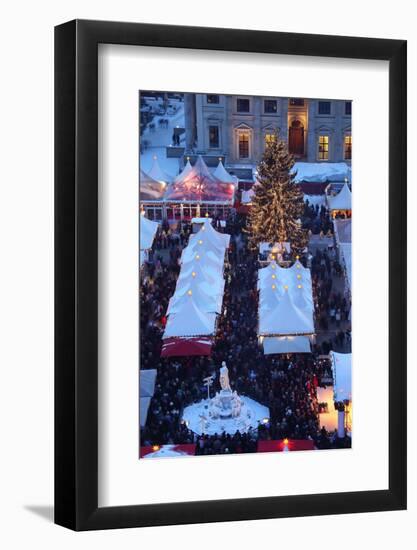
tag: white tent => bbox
[334,218,352,293]
[163,298,217,338]
[140,215,159,250]
[263,335,311,354]
[139,369,157,427]
[147,155,173,183]
[181,247,224,271]
[167,280,222,315]
[186,233,227,257]
[174,159,193,183]
[330,351,352,402]
[258,290,314,336]
[176,266,225,298]
[327,182,352,212]
[139,169,166,201]
[213,160,238,185]
[195,220,231,249]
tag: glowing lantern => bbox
[192,272,196,278]
[152,445,160,452]
[187,290,192,296]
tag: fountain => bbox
[182,362,270,436]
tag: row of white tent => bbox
[257,259,315,354]
[162,220,230,339]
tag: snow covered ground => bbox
[142,445,193,459]
[182,396,270,436]
[140,104,185,179]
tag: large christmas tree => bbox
[247,133,307,257]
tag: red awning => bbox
[257,439,316,453]
[140,444,196,458]
[161,337,213,357]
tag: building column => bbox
[280,98,288,143]
[184,93,196,153]
[253,96,262,161]
[306,100,316,162]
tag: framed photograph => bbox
[55,20,407,530]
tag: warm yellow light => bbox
[192,272,196,277]
[272,284,276,290]
[271,254,275,260]
[271,263,276,269]
[196,254,200,260]
[296,255,299,260]
[198,240,203,245]
[284,285,289,290]
[297,284,302,289]
[152,444,160,451]
[283,438,289,446]
[187,290,192,296]
[205,212,209,217]
[297,274,301,279]
[272,274,276,279]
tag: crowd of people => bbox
[140,212,352,455]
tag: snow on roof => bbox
[292,162,351,183]
[258,261,314,337]
[148,155,173,183]
[213,160,238,184]
[330,351,352,402]
[195,220,231,249]
[327,181,352,211]
[164,156,235,203]
[167,283,222,315]
[258,290,314,336]
[140,215,159,250]
[139,169,166,201]
[163,298,217,338]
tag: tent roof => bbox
[167,281,222,314]
[258,290,314,336]
[327,182,352,211]
[174,160,193,183]
[163,298,216,338]
[161,337,213,357]
[139,169,166,201]
[213,160,238,184]
[330,351,352,402]
[195,220,231,248]
[164,155,235,203]
[147,156,173,183]
[140,215,159,250]
[263,335,311,354]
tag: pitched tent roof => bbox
[197,220,231,248]
[140,215,159,250]
[258,290,314,336]
[213,160,238,184]
[147,155,173,183]
[139,169,166,201]
[174,159,193,183]
[167,281,222,315]
[164,155,235,203]
[163,298,216,338]
[330,351,352,402]
[176,266,225,297]
[263,335,311,354]
[327,181,352,211]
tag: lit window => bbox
[264,133,276,146]
[289,98,304,106]
[318,135,329,160]
[238,132,250,158]
[318,101,331,115]
[206,94,219,104]
[209,125,219,148]
[237,98,250,113]
[264,99,277,113]
[345,101,352,115]
[344,135,352,160]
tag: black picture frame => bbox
[55,19,407,531]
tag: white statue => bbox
[219,361,231,391]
